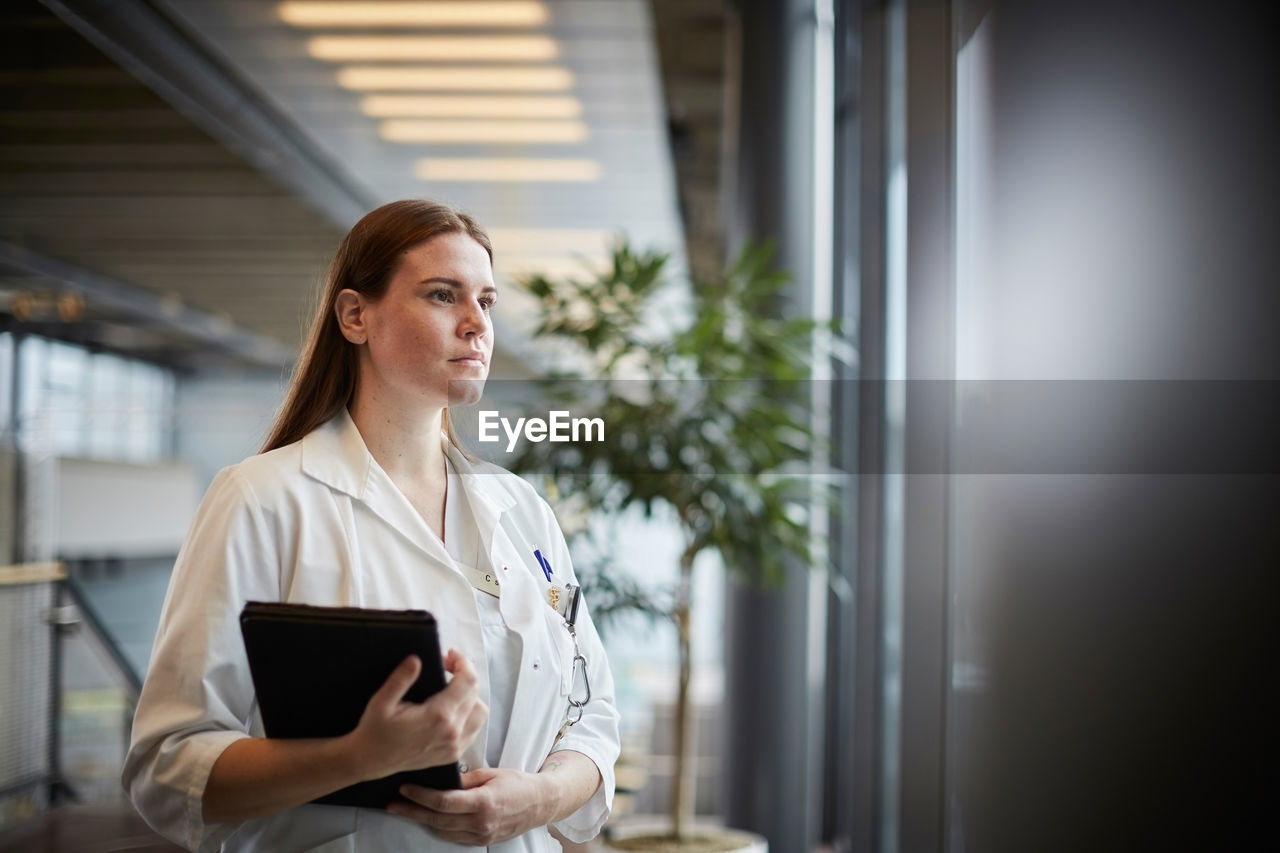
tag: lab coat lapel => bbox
[445,443,513,554]
[301,411,456,572]
[444,444,542,635]
[448,447,565,774]
[360,468,456,570]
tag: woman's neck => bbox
[347,395,447,487]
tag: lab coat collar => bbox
[300,410,515,508]
[442,438,518,513]
[299,408,376,499]
[300,410,518,564]
[442,433,521,580]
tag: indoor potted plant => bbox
[509,241,821,851]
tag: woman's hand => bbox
[390,768,551,846]
[203,649,486,824]
[347,650,488,781]
[387,750,602,845]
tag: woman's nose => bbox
[458,300,487,335]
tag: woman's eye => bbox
[429,289,452,303]
[480,296,497,311]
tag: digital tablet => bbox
[239,601,462,809]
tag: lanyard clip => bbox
[553,585,589,746]
[552,582,581,624]
[565,582,581,627]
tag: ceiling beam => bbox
[0,239,296,369]
[38,0,379,230]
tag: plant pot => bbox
[598,819,768,853]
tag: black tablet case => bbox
[239,601,462,809]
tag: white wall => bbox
[174,371,288,491]
[54,458,199,558]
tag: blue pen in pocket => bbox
[533,548,552,581]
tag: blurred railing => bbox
[0,561,141,830]
[62,571,142,698]
[0,561,64,825]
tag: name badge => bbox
[459,562,501,598]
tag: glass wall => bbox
[821,2,1280,851]
[4,333,174,464]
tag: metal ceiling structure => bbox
[0,0,721,375]
[650,0,729,286]
[0,0,347,370]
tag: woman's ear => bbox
[334,289,368,344]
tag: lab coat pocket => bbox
[540,604,576,696]
[284,557,355,605]
[305,833,356,853]
[249,804,356,852]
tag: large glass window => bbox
[4,333,175,463]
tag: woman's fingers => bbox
[354,650,487,775]
[416,658,486,763]
[435,651,482,718]
[463,697,488,742]
[443,648,477,685]
[388,770,545,846]
[387,797,486,846]
[367,654,421,716]
[370,650,475,720]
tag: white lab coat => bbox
[124,411,620,852]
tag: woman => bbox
[124,200,620,852]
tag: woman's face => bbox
[342,231,496,412]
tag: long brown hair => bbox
[261,199,492,453]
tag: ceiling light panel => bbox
[337,66,574,91]
[487,228,611,252]
[153,0,684,346]
[278,2,549,28]
[307,36,558,62]
[416,158,602,182]
[360,95,582,118]
[495,256,611,282]
[381,119,587,143]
